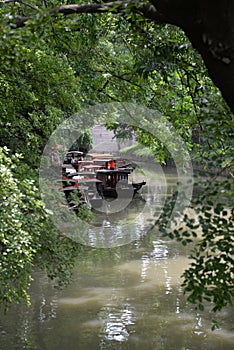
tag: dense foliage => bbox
[69,130,93,153]
[0,0,233,315]
[0,148,81,309]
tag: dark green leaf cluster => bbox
[182,173,234,312]
[0,10,81,167]
[158,166,234,313]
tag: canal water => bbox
[0,167,233,349]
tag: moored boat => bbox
[95,169,146,199]
[60,153,146,209]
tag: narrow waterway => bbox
[0,166,233,350]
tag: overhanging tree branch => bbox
[3,0,38,10]
[6,1,169,28]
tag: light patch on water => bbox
[58,287,121,307]
[115,255,190,290]
[81,319,105,328]
[207,328,234,343]
[146,311,195,325]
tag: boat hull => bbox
[98,181,146,199]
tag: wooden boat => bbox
[95,169,146,198]
[92,157,130,169]
[68,171,96,178]
[55,177,78,185]
[77,178,104,209]
[62,150,84,173]
[60,178,103,208]
[63,151,84,164]
[85,153,113,161]
[82,164,105,171]
[60,155,146,208]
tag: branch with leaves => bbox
[1,0,169,28]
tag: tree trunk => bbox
[153,0,234,114]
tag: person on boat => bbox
[108,159,115,170]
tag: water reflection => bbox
[72,165,171,248]
[38,296,57,322]
[0,169,233,350]
[0,238,233,350]
[99,303,135,344]
[83,188,165,248]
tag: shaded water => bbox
[0,167,233,349]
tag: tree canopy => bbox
[2,0,234,114]
[0,0,233,316]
